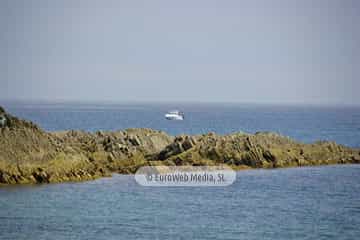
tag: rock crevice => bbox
[0,106,359,184]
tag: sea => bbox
[0,101,360,240]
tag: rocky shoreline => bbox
[0,106,359,184]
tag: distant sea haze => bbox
[3,101,360,148]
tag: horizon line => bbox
[0,98,359,108]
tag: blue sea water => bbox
[1,101,360,239]
[2,101,360,147]
[0,165,360,240]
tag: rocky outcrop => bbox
[0,106,359,184]
[158,135,197,160]
[154,132,360,169]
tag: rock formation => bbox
[0,106,359,184]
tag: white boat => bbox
[165,110,184,120]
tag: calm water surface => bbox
[2,102,360,147]
[0,165,360,240]
[1,102,360,239]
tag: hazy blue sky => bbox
[1,0,359,105]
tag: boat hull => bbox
[165,114,184,120]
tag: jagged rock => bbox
[157,135,198,160]
[182,136,197,150]
[0,105,359,185]
[158,142,183,160]
[128,135,141,146]
[32,170,50,183]
[0,172,12,183]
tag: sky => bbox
[1,0,359,105]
